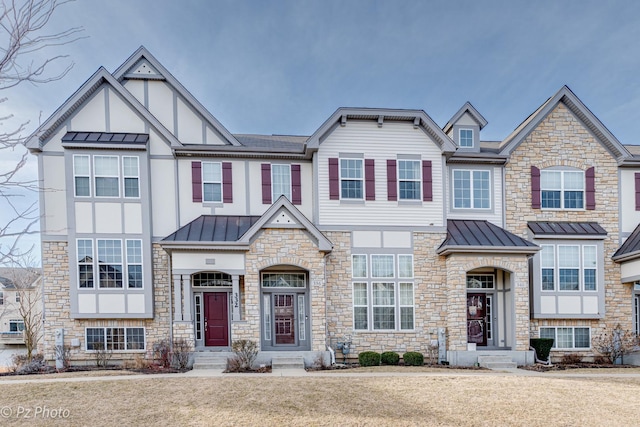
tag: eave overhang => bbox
[436,245,539,256]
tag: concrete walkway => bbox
[3,365,640,385]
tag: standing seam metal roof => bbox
[440,220,537,250]
[613,223,640,260]
[162,216,261,242]
[528,221,607,236]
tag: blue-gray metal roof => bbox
[528,221,607,236]
[437,220,537,255]
[62,132,149,144]
[613,223,640,261]
[163,215,261,242]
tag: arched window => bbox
[192,272,232,287]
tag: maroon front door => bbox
[467,293,487,346]
[204,293,229,347]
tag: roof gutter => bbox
[436,245,540,256]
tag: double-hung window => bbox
[541,170,584,209]
[398,160,421,200]
[86,327,145,351]
[453,170,490,209]
[539,244,597,291]
[351,254,414,331]
[94,156,120,197]
[73,155,91,197]
[77,239,94,288]
[78,239,143,289]
[123,156,140,198]
[202,162,222,202]
[340,158,363,199]
[272,164,291,201]
[459,129,473,148]
[97,240,123,288]
[126,240,143,288]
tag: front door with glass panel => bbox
[261,272,310,350]
[466,274,496,347]
[204,292,229,347]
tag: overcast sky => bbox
[3,0,640,263]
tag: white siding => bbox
[149,130,173,156]
[205,125,226,145]
[108,88,145,133]
[122,80,145,106]
[621,169,640,233]
[177,97,203,143]
[150,158,177,237]
[42,156,67,235]
[317,120,444,227]
[446,165,504,226]
[147,81,174,134]
[70,87,106,131]
[457,112,477,126]
[172,252,245,271]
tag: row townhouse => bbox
[25,47,640,367]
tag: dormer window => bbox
[459,129,473,148]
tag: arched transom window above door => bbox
[192,272,232,287]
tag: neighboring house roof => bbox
[437,220,538,255]
[528,221,608,237]
[499,85,631,161]
[306,108,457,153]
[234,134,308,151]
[0,268,41,289]
[25,67,181,151]
[613,223,640,262]
[161,196,333,252]
[443,101,489,134]
[112,46,242,147]
[163,215,261,243]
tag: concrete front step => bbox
[272,356,305,369]
[192,353,229,370]
[477,355,517,369]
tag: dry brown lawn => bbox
[1,373,640,426]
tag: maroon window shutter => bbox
[222,162,233,203]
[636,173,640,211]
[329,158,339,200]
[531,166,541,209]
[387,159,397,201]
[291,164,302,205]
[261,164,272,204]
[422,160,433,202]
[585,167,595,210]
[365,159,375,201]
[191,161,202,202]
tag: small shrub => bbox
[425,343,439,365]
[358,351,381,367]
[592,324,638,364]
[54,344,71,370]
[172,338,193,370]
[11,353,46,373]
[230,339,259,370]
[92,342,113,368]
[403,351,424,366]
[380,351,400,365]
[594,355,611,365]
[530,338,554,362]
[561,353,582,364]
[153,339,171,368]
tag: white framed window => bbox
[261,273,306,288]
[9,319,24,332]
[123,156,140,198]
[73,155,91,197]
[86,327,145,351]
[271,164,291,201]
[126,240,143,289]
[398,160,421,200]
[340,158,363,199]
[94,155,120,197]
[398,255,413,278]
[202,162,222,202]
[466,275,495,289]
[352,255,367,278]
[15,293,19,303]
[459,129,473,148]
[97,239,123,288]
[77,239,94,288]
[352,254,414,331]
[541,170,584,209]
[453,169,490,209]
[371,255,394,278]
[0,291,3,305]
[540,327,590,349]
[540,244,597,292]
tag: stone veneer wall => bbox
[504,103,631,347]
[324,231,448,355]
[237,228,328,351]
[41,242,172,364]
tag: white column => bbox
[173,274,182,321]
[232,275,241,321]
[183,276,192,321]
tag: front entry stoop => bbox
[192,353,228,370]
[477,355,517,369]
[271,356,305,369]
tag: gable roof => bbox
[25,67,180,151]
[306,108,457,153]
[161,196,332,252]
[443,101,488,134]
[499,85,631,161]
[613,223,640,262]
[113,46,242,147]
[437,220,538,256]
